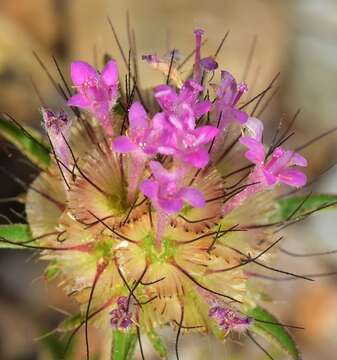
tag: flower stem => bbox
[111,330,137,360]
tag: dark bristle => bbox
[136,324,145,360]
[212,236,283,274]
[174,263,242,303]
[85,265,106,360]
[178,39,207,70]
[246,330,274,360]
[88,211,137,243]
[214,31,230,59]
[239,72,280,111]
[52,55,72,97]
[279,247,337,258]
[175,305,184,360]
[166,48,176,85]
[32,51,68,101]
[295,125,337,152]
[241,34,258,83]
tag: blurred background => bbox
[0,0,336,359]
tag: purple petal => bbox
[149,161,178,182]
[183,148,209,168]
[113,136,137,153]
[101,59,119,86]
[181,187,205,208]
[91,101,110,120]
[245,117,264,141]
[154,84,177,111]
[70,61,97,86]
[231,109,248,124]
[158,198,184,214]
[240,137,265,164]
[278,169,307,187]
[67,94,90,108]
[156,146,176,155]
[129,101,148,131]
[181,80,203,96]
[193,100,212,119]
[194,126,219,146]
[152,112,169,130]
[217,71,237,103]
[262,168,278,186]
[140,179,158,199]
[289,152,308,167]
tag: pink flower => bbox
[154,80,218,168]
[140,161,205,214]
[154,80,211,131]
[165,124,219,169]
[214,71,248,128]
[113,102,171,202]
[113,102,167,157]
[240,118,307,187]
[67,60,119,135]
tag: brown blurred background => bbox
[0,0,336,359]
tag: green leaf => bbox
[0,224,35,249]
[0,116,50,168]
[275,193,337,221]
[246,305,301,360]
[147,330,168,358]
[112,330,137,360]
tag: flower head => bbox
[1,27,317,360]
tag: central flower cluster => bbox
[25,28,307,344]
